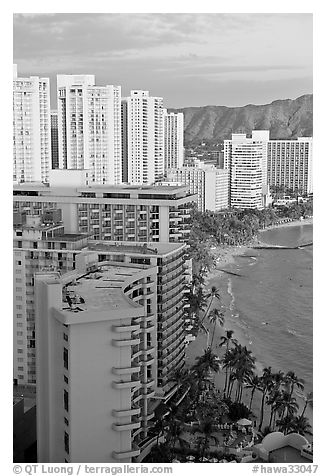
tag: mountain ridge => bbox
[168,94,313,145]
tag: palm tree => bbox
[194,419,218,461]
[275,391,299,420]
[167,367,192,390]
[223,343,255,403]
[245,374,261,411]
[219,330,238,394]
[193,348,221,377]
[285,371,305,398]
[267,389,283,429]
[207,308,224,348]
[276,415,294,435]
[296,390,313,418]
[289,416,313,436]
[258,367,274,432]
[199,286,220,325]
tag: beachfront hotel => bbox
[57,74,122,185]
[163,109,184,171]
[35,240,189,463]
[267,137,313,195]
[224,133,265,209]
[121,90,164,184]
[13,65,51,184]
[13,180,195,243]
[166,159,229,212]
[13,211,91,386]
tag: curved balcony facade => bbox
[112,337,141,347]
[112,365,141,375]
[112,380,141,390]
[112,421,141,431]
[112,408,141,418]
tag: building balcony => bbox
[112,380,141,390]
[112,407,141,418]
[112,421,141,432]
[142,388,155,398]
[139,411,155,422]
[139,356,155,366]
[112,324,140,333]
[140,323,155,332]
[112,365,141,375]
[112,446,140,460]
[141,379,155,389]
[140,346,155,356]
[112,338,141,347]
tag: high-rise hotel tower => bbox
[121,91,164,184]
[57,75,122,185]
[13,65,51,184]
[163,109,184,171]
[224,133,264,209]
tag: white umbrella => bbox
[186,455,196,461]
[237,418,252,426]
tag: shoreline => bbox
[186,216,313,430]
[206,217,313,280]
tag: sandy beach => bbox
[206,216,313,280]
[185,216,313,429]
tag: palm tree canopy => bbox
[193,348,221,375]
[208,308,225,327]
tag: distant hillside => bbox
[169,94,313,145]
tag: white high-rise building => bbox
[122,91,164,184]
[267,137,313,195]
[13,65,51,183]
[167,160,228,212]
[57,75,122,185]
[34,241,188,462]
[224,134,264,209]
[163,109,184,170]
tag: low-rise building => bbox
[166,160,229,212]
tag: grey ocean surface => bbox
[211,223,313,398]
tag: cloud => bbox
[13,13,312,108]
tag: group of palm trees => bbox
[184,279,313,439]
[188,200,313,277]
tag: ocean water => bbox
[209,223,313,422]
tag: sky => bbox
[13,12,313,109]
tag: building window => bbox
[64,431,69,454]
[63,347,69,369]
[64,389,69,412]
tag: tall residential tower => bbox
[13,65,51,184]
[57,75,122,185]
[163,109,184,171]
[121,91,164,184]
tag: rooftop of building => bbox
[55,262,153,322]
[87,240,186,256]
[13,183,190,193]
[44,233,91,242]
[269,446,311,463]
